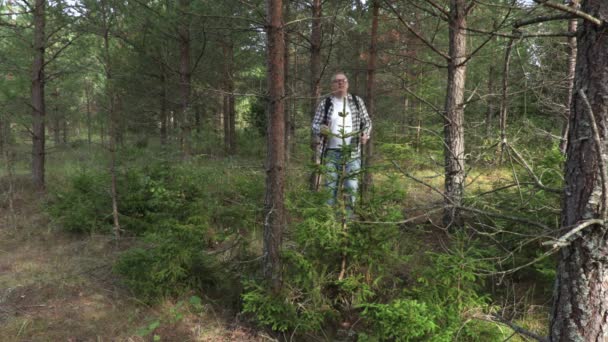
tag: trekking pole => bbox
[314,135,327,191]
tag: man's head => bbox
[331,72,349,98]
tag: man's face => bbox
[331,74,348,97]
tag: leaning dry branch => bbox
[533,0,602,26]
[390,161,553,231]
[454,205,552,231]
[542,219,604,248]
[579,88,608,220]
[355,207,444,225]
[473,313,548,342]
[507,144,562,193]
[391,160,453,204]
[513,14,574,28]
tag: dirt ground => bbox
[0,179,266,342]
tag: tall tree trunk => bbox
[0,117,4,154]
[53,88,60,146]
[223,90,230,153]
[62,115,67,144]
[309,0,322,115]
[102,5,121,239]
[160,61,168,146]
[499,37,515,161]
[223,41,236,155]
[362,0,379,202]
[194,96,202,135]
[31,0,46,191]
[284,1,291,162]
[486,65,495,137]
[264,0,285,293]
[559,0,580,155]
[442,0,467,227]
[178,0,192,156]
[551,1,608,340]
[85,81,92,146]
[309,0,322,190]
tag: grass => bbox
[0,137,554,340]
[0,173,263,341]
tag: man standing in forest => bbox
[312,72,372,209]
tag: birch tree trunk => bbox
[178,0,192,156]
[159,60,168,146]
[309,0,323,190]
[559,0,580,155]
[101,2,121,239]
[31,0,46,191]
[551,1,608,340]
[443,0,467,227]
[362,0,379,201]
[264,0,286,293]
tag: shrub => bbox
[48,171,111,233]
[114,220,220,302]
[359,299,437,341]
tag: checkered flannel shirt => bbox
[311,93,372,159]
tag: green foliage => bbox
[359,299,437,341]
[403,238,502,341]
[49,158,263,303]
[241,280,327,333]
[537,143,565,188]
[113,221,218,302]
[47,171,111,233]
[244,97,267,137]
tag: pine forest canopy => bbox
[0,0,606,340]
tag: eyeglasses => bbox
[332,78,347,84]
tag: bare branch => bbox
[514,13,574,28]
[473,313,548,342]
[383,0,450,61]
[543,219,604,248]
[533,0,602,26]
[506,144,562,194]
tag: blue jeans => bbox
[324,149,361,208]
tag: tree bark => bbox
[159,60,168,146]
[102,2,121,239]
[223,41,236,155]
[85,81,92,146]
[52,88,61,146]
[264,0,285,293]
[551,1,608,340]
[486,65,495,137]
[362,0,379,202]
[499,37,515,162]
[309,0,323,190]
[442,0,468,227]
[31,0,46,191]
[559,0,580,155]
[178,0,192,156]
[310,0,322,115]
[284,0,291,162]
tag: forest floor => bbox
[0,176,266,342]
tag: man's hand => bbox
[320,124,330,137]
[361,133,370,145]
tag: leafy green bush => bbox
[359,299,437,341]
[241,279,328,333]
[114,221,219,302]
[48,171,111,233]
[402,238,503,341]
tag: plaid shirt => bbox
[312,93,372,159]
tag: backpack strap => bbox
[350,94,361,112]
[323,97,332,124]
